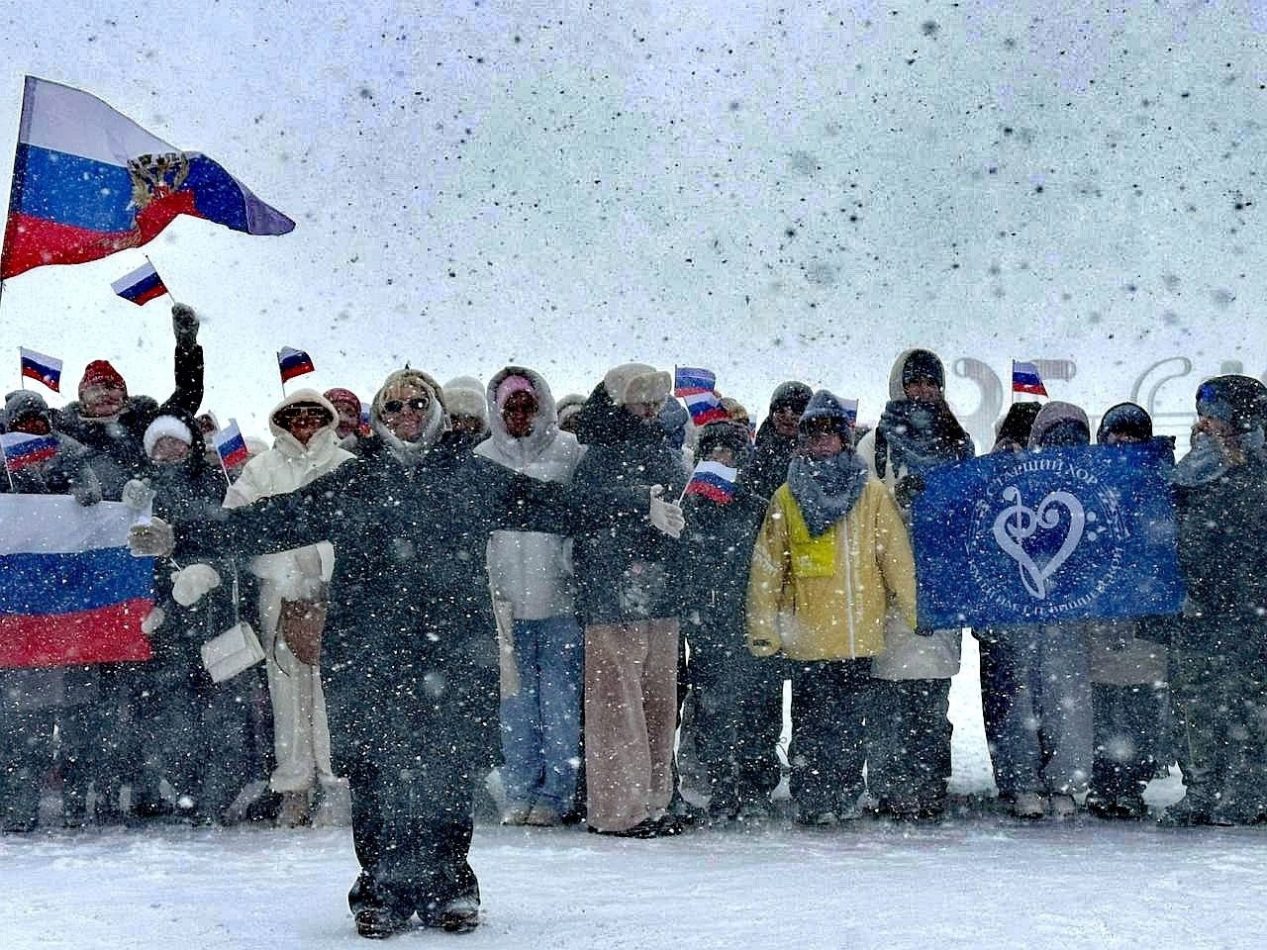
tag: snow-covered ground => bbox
[6,637,1265,949]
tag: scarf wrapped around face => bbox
[786,449,869,537]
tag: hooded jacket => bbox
[224,389,353,602]
[855,350,969,680]
[1,391,101,505]
[570,379,687,625]
[475,366,586,620]
[172,368,579,767]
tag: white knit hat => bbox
[143,415,193,458]
[602,363,672,406]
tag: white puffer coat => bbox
[223,389,354,603]
[475,366,585,620]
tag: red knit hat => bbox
[79,360,127,398]
[323,387,361,413]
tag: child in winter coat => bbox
[747,390,917,825]
[678,420,783,822]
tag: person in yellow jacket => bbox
[746,390,918,825]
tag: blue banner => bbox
[911,441,1184,628]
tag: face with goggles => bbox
[379,385,432,441]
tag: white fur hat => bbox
[443,375,488,422]
[143,415,193,458]
[603,363,672,406]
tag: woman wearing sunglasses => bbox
[129,366,681,939]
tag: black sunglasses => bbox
[383,397,429,414]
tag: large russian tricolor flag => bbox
[0,496,154,668]
[1,76,294,280]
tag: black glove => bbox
[913,625,936,637]
[893,473,926,509]
[172,303,199,345]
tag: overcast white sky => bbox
[1,1,1264,440]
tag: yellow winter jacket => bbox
[746,479,918,661]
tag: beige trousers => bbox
[584,619,680,832]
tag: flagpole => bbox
[143,254,177,307]
[17,349,24,390]
[277,352,286,401]
[0,440,15,493]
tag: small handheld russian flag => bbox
[684,459,739,504]
[674,366,716,397]
[1,432,59,472]
[212,419,250,476]
[277,346,315,384]
[18,348,62,392]
[840,398,859,426]
[683,391,728,426]
[1012,360,1048,397]
[110,261,169,306]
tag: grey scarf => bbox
[787,450,869,537]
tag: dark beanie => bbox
[1097,402,1153,444]
[799,390,855,445]
[901,349,945,390]
[698,420,751,459]
[1196,375,1267,432]
[769,381,813,415]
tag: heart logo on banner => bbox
[992,486,1086,600]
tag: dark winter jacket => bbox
[675,485,767,652]
[743,418,798,503]
[139,409,235,679]
[170,422,573,764]
[1174,454,1267,654]
[54,338,204,500]
[0,392,101,506]
[571,383,687,626]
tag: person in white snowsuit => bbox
[224,388,353,825]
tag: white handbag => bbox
[200,571,265,683]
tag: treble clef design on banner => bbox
[991,485,1086,600]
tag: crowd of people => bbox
[3,303,1266,938]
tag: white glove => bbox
[129,518,175,557]
[648,485,685,539]
[171,564,221,607]
[121,479,156,513]
[141,606,166,635]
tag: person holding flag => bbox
[55,303,204,501]
[675,420,783,823]
[858,348,973,821]
[0,391,103,832]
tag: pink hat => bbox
[495,374,536,411]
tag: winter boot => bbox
[354,907,409,939]
[276,789,312,828]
